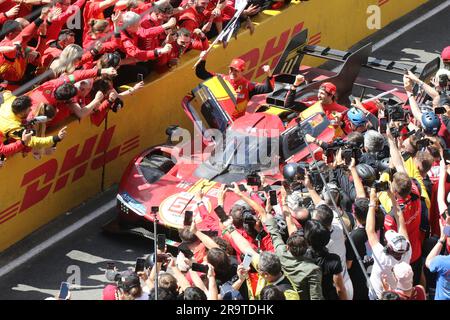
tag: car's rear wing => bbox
[301,44,441,82]
[268,29,441,107]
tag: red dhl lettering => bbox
[241,22,306,80]
[1,126,139,216]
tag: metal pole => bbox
[153,214,159,301]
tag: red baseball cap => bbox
[442,46,450,62]
[320,82,337,96]
[229,58,246,72]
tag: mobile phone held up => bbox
[135,258,146,273]
[242,253,253,270]
[58,282,70,300]
[184,210,193,226]
[214,205,228,222]
[137,73,144,82]
[269,190,278,206]
[379,118,387,134]
[157,234,166,251]
[191,263,209,273]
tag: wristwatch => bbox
[438,239,446,246]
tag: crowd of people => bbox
[0,0,283,164]
[98,45,449,300]
[1,0,448,302]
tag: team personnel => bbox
[195,50,274,120]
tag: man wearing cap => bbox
[284,75,348,120]
[117,270,149,300]
[366,187,412,300]
[195,50,274,120]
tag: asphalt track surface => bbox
[0,0,449,300]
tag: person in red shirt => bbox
[0,4,20,26]
[383,172,423,285]
[153,28,209,74]
[195,51,274,120]
[27,67,117,127]
[40,29,76,71]
[45,0,86,43]
[0,129,32,164]
[138,2,178,51]
[0,0,33,21]
[0,11,46,90]
[119,11,172,62]
[283,76,348,124]
[178,0,214,33]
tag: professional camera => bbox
[386,104,405,122]
[110,97,124,112]
[438,73,449,88]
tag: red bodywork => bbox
[115,65,407,244]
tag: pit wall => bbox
[0,0,427,251]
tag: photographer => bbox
[0,95,67,158]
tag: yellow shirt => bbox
[0,92,54,150]
[378,156,430,212]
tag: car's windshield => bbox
[207,129,280,174]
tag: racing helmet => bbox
[283,163,299,182]
[347,107,368,127]
[421,111,441,135]
[356,163,377,186]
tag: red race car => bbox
[104,30,439,247]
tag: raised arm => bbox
[403,75,423,124]
[349,157,367,198]
[387,188,409,242]
[385,125,407,174]
[304,171,323,206]
[425,219,448,269]
[366,187,380,249]
[406,71,440,106]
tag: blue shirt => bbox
[429,255,450,300]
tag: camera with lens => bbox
[373,180,389,192]
[416,137,431,150]
[111,98,124,112]
[243,209,257,225]
[386,104,405,122]
[438,73,448,88]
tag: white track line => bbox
[372,0,450,52]
[1,1,450,280]
[331,0,450,72]
[0,199,116,278]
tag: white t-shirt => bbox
[327,214,354,300]
[135,292,150,300]
[369,242,412,300]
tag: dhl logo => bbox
[238,21,321,80]
[0,125,140,225]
